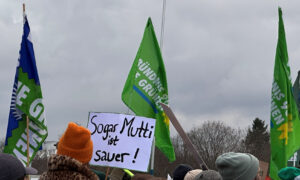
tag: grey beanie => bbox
[215,152,259,180]
[0,153,37,180]
[194,170,222,180]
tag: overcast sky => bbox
[1,0,300,141]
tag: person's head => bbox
[131,173,154,180]
[0,153,37,180]
[183,169,202,180]
[132,174,166,180]
[57,122,93,164]
[194,170,222,180]
[215,152,260,180]
[172,164,193,180]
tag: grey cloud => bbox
[1,0,300,141]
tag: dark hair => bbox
[172,164,193,180]
[123,172,132,180]
[17,175,26,180]
[132,173,166,180]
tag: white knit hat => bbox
[184,169,203,180]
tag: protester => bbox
[122,171,133,180]
[39,122,99,180]
[172,164,193,180]
[109,168,125,180]
[131,173,166,180]
[131,173,154,180]
[194,170,222,180]
[215,152,261,180]
[278,167,300,180]
[183,169,202,180]
[0,152,38,180]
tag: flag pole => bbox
[150,0,167,175]
[159,0,167,51]
[23,3,30,167]
[23,3,25,15]
[105,167,110,180]
[26,116,30,166]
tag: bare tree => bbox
[0,139,5,153]
[186,121,245,169]
[32,155,48,174]
[153,121,245,177]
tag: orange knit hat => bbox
[57,122,93,164]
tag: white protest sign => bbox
[87,112,156,172]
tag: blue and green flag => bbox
[270,8,300,180]
[4,15,48,164]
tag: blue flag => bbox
[4,15,47,164]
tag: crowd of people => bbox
[0,122,298,180]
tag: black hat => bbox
[0,153,38,180]
[173,164,193,180]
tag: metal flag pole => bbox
[150,0,167,175]
[160,0,167,51]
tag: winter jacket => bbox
[39,154,99,180]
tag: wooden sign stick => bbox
[160,103,208,170]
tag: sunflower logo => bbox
[278,113,293,145]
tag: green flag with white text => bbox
[270,8,300,180]
[122,18,175,162]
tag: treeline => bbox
[154,118,270,177]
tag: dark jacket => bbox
[39,154,99,180]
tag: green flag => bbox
[270,8,300,179]
[122,18,175,162]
